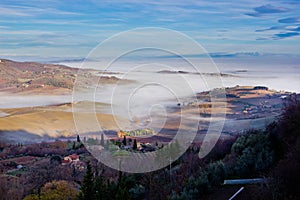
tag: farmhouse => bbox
[61,153,85,171]
[61,154,79,165]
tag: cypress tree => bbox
[122,136,127,146]
[133,139,137,150]
[79,162,94,200]
[101,133,105,147]
[116,172,131,200]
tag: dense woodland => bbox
[0,96,299,200]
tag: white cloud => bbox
[0,6,31,16]
[0,5,81,17]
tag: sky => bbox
[0,0,300,60]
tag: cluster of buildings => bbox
[119,142,158,152]
[241,98,282,119]
[61,154,85,171]
[117,129,155,137]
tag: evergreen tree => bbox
[94,176,108,200]
[116,172,131,200]
[101,133,105,147]
[77,135,81,143]
[170,140,181,161]
[79,162,94,200]
[133,139,137,150]
[122,136,127,146]
[106,140,110,150]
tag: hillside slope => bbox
[0,59,126,94]
[0,59,79,94]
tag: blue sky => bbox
[0,0,300,60]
